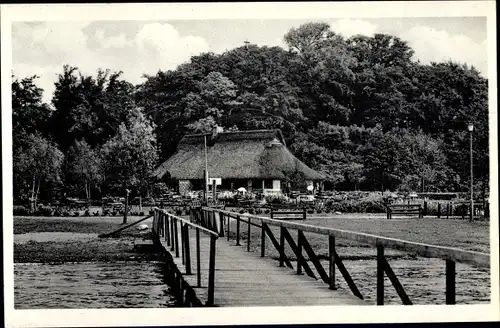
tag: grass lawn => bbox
[14,216,157,263]
[14,215,153,234]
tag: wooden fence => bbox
[152,207,219,306]
[195,207,489,305]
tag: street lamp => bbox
[204,134,209,204]
[467,122,474,222]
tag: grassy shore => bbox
[14,216,159,263]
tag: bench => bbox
[271,207,307,220]
[387,204,423,219]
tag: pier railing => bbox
[152,207,219,306]
[196,207,489,305]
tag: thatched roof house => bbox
[154,129,324,195]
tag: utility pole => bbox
[467,122,474,222]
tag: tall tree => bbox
[12,75,52,144]
[51,66,136,151]
[14,133,64,210]
[66,140,103,201]
[101,107,158,222]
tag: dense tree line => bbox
[12,22,489,204]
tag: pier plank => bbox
[160,229,368,307]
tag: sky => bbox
[12,17,488,104]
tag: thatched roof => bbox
[153,129,324,181]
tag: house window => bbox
[264,179,273,189]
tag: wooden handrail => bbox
[152,208,218,306]
[154,207,219,238]
[202,207,489,267]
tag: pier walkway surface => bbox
[159,231,367,307]
[150,207,489,307]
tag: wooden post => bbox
[176,272,182,303]
[174,218,179,258]
[184,225,191,275]
[180,222,185,265]
[212,180,216,204]
[219,213,225,237]
[236,215,241,246]
[297,230,303,275]
[196,228,201,287]
[279,227,285,267]
[212,211,217,231]
[446,259,456,305]
[329,235,336,290]
[437,203,441,218]
[423,200,428,216]
[271,207,274,220]
[227,215,231,241]
[207,235,216,306]
[178,276,184,304]
[247,217,251,252]
[303,207,306,220]
[377,245,385,305]
[165,214,170,245]
[163,213,167,241]
[261,222,266,257]
[170,217,175,251]
[446,203,450,219]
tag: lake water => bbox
[14,261,177,309]
[325,257,491,305]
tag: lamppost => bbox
[204,134,209,204]
[467,122,474,222]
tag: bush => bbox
[239,209,245,214]
[248,208,255,214]
[13,205,29,216]
[175,209,183,216]
[37,204,54,216]
[73,211,80,217]
[84,209,90,217]
[139,211,145,216]
[322,192,387,214]
[93,211,100,216]
[264,209,270,214]
[149,210,154,215]
[111,211,117,216]
[265,194,288,204]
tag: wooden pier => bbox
[162,229,366,306]
[151,207,489,307]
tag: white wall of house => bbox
[263,179,282,196]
